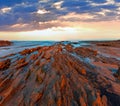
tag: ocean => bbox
[0,41,89,57]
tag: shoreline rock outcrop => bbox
[0,40,120,106]
[0,40,12,47]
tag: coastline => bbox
[0,40,120,106]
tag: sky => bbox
[0,0,120,41]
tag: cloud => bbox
[0,0,120,31]
[37,9,50,14]
[0,7,11,13]
[52,1,64,10]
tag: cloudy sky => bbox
[0,0,120,41]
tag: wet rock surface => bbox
[0,41,120,106]
[114,67,120,80]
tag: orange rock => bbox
[20,47,41,55]
[80,97,86,106]
[80,68,86,75]
[57,98,62,106]
[44,53,51,60]
[92,92,103,106]
[17,58,25,64]
[16,62,28,69]
[20,49,31,55]
[0,42,120,106]
[31,92,43,104]
[0,59,11,70]
[102,95,107,106]
[65,44,73,52]
[48,99,54,105]
[30,54,38,60]
[74,47,98,58]
[35,60,40,66]
[61,75,66,90]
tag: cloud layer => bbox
[0,0,120,31]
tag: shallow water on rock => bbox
[0,41,56,57]
[0,41,89,57]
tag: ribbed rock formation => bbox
[0,41,120,106]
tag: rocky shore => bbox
[0,40,12,47]
[0,40,120,106]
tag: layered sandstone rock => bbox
[0,59,11,70]
[0,41,120,106]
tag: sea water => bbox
[0,41,89,57]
